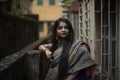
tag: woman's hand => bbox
[39,44,52,59]
[45,49,52,58]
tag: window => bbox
[47,22,53,34]
[49,0,55,5]
[101,0,117,80]
[37,0,43,5]
[39,22,44,32]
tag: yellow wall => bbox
[32,0,62,38]
[32,0,62,21]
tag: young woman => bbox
[39,18,96,80]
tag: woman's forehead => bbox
[59,22,67,26]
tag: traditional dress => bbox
[45,40,96,80]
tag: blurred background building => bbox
[0,0,33,14]
[69,0,120,80]
[32,0,63,38]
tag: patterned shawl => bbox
[45,40,96,80]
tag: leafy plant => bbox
[64,0,71,7]
[11,9,23,16]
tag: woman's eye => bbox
[57,26,68,30]
[64,27,68,29]
[57,27,62,30]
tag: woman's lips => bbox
[61,33,66,35]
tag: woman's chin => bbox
[60,36,67,38]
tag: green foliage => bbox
[64,0,71,7]
[11,9,23,16]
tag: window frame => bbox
[39,22,44,32]
[37,0,43,6]
[49,0,55,5]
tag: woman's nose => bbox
[61,27,66,31]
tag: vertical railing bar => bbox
[100,0,103,80]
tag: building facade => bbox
[0,0,32,14]
[11,0,32,14]
[32,0,63,38]
[69,0,79,39]
[75,0,120,80]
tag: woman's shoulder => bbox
[73,39,91,53]
[73,39,85,46]
[72,39,81,45]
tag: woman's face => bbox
[56,21,69,38]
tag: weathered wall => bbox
[0,50,40,80]
[0,11,39,59]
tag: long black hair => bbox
[51,18,74,79]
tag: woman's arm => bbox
[39,44,52,51]
[38,44,52,59]
[65,72,79,80]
